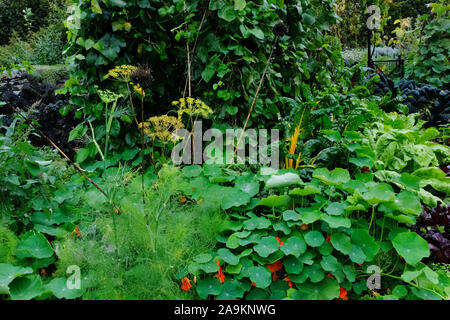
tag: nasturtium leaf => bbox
[411,287,442,300]
[316,278,340,299]
[273,222,291,235]
[330,233,352,255]
[423,267,439,284]
[246,288,268,300]
[304,231,325,247]
[233,231,251,238]
[305,264,325,283]
[266,173,302,189]
[235,174,260,198]
[9,275,44,300]
[46,278,84,299]
[225,263,243,275]
[243,216,271,230]
[351,229,379,261]
[281,236,307,257]
[387,190,422,215]
[253,237,279,258]
[289,271,309,284]
[320,255,339,273]
[290,184,320,196]
[217,248,240,265]
[284,256,304,274]
[239,249,253,258]
[0,264,33,290]
[401,269,423,282]
[238,233,262,246]
[248,266,272,289]
[199,260,220,273]
[322,215,351,229]
[343,265,357,282]
[257,195,291,208]
[182,165,203,178]
[361,183,395,205]
[313,168,350,186]
[299,210,323,224]
[392,232,430,265]
[318,241,333,256]
[196,278,223,299]
[216,280,245,300]
[264,251,284,264]
[193,253,213,264]
[15,231,54,259]
[299,252,315,265]
[221,188,251,210]
[392,285,408,298]
[226,235,240,249]
[283,210,301,222]
[326,202,348,216]
[349,245,366,264]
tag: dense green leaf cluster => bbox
[183,165,449,300]
[406,1,450,88]
[62,0,341,128]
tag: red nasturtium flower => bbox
[267,260,283,273]
[181,277,191,291]
[361,166,370,173]
[215,261,225,284]
[326,236,331,243]
[252,282,256,287]
[339,287,349,300]
[276,237,284,247]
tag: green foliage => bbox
[185,165,450,300]
[53,165,224,300]
[0,3,68,66]
[62,0,341,130]
[406,1,450,88]
[346,112,450,206]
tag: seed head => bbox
[130,65,153,88]
[273,22,288,37]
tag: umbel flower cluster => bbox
[172,97,213,120]
[138,115,184,143]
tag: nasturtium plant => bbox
[185,165,448,300]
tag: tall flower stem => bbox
[235,36,278,155]
[140,95,146,206]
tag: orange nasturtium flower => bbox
[72,226,82,238]
[276,237,284,247]
[339,287,349,300]
[326,236,331,243]
[267,260,283,273]
[181,277,191,291]
[283,277,294,288]
[215,261,225,284]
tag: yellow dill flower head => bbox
[131,82,146,97]
[104,65,138,82]
[139,115,184,143]
[173,97,213,119]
